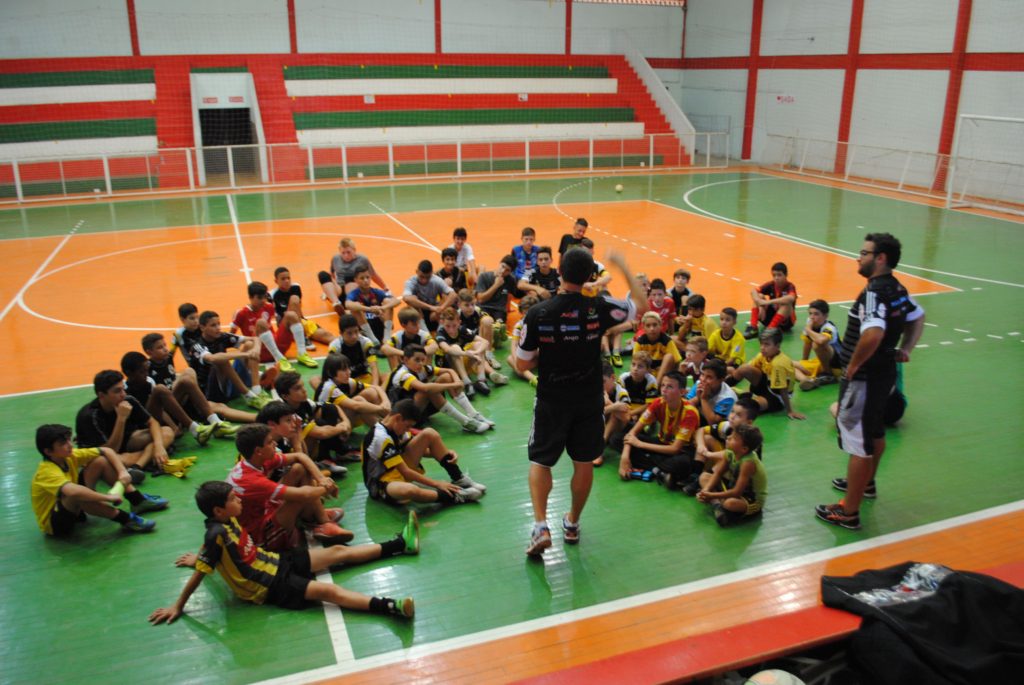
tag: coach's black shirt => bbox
[840,273,923,380]
[518,292,628,401]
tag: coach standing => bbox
[816,233,925,530]
[515,248,645,556]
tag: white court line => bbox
[0,220,82,324]
[307,536,354,665]
[369,201,439,251]
[677,178,1022,289]
[253,499,1024,685]
[226,195,253,284]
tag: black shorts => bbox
[628,444,696,480]
[759,307,796,330]
[837,373,894,457]
[528,396,604,467]
[265,550,315,610]
[49,499,86,537]
[750,376,786,413]
[203,359,252,403]
[366,478,402,505]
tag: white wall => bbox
[752,69,844,159]
[442,0,563,55]
[0,0,131,59]
[759,0,850,56]
[849,69,948,165]
[680,69,747,159]
[572,3,683,58]
[958,71,1024,164]
[135,0,289,56]
[296,0,434,54]
[968,0,1024,52]
[861,0,956,54]
[684,0,752,58]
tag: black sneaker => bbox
[473,380,491,396]
[831,477,876,499]
[742,324,760,340]
[815,503,861,530]
[681,476,702,497]
[127,467,146,485]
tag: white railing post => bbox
[227,147,236,188]
[898,152,913,191]
[145,155,153,191]
[102,155,112,195]
[649,134,654,169]
[307,146,316,183]
[388,143,395,180]
[186,150,195,191]
[456,141,462,176]
[12,160,24,202]
[844,146,855,181]
[59,160,67,196]
[798,139,809,173]
[589,138,594,171]
[341,145,348,183]
[525,140,530,174]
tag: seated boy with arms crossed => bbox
[272,374,354,476]
[150,480,417,625]
[231,281,314,372]
[328,314,382,387]
[31,424,166,536]
[270,266,335,353]
[435,306,508,397]
[795,299,842,391]
[734,328,805,420]
[707,307,746,379]
[619,352,659,424]
[683,396,759,496]
[618,371,701,487]
[380,307,439,372]
[696,424,766,527]
[345,265,401,346]
[185,311,271,410]
[362,399,486,507]
[314,353,391,429]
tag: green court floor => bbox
[1,172,1022,684]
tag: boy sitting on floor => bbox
[31,424,167,536]
[345,265,401,346]
[380,307,439,372]
[683,396,761,496]
[231,281,316,371]
[696,423,766,527]
[734,328,806,420]
[362,400,486,507]
[619,352,659,424]
[149,480,417,625]
[270,266,336,352]
[328,314,382,387]
[707,307,746,378]
[435,306,508,397]
[386,344,491,433]
[795,299,842,391]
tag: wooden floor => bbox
[1,170,1021,685]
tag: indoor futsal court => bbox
[2,0,1023,684]
[2,170,1022,684]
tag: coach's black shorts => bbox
[528,396,604,467]
[836,371,894,457]
[265,550,315,610]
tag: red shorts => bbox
[259,326,295,363]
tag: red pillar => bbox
[741,0,763,160]
[126,0,140,57]
[287,0,298,54]
[833,0,864,175]
[435,0,443,54]
[565,0,573,56]
[933,0,973,192]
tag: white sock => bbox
[476,367,486,381]
[245,388,260,399]
[259,332,285,362]
[383,320,393,340]
[207,414,222,425]
[453,392,477,416]
[439,401,471,425]
[360,323,380,345]
[188,421,200,436]
[290,322,307,353]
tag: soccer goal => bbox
[945,114,1024,217]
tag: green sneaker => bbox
[401,510,420,555]
[245,393,271,409]
[194,423,214,446]
[213,421,240,438]
[277,358,295,373]
[295,353,318,368]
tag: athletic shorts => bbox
[259,327,296,364]
[204,359,252,403]
[750,376,786,413]
[715,482,763,519]
[366,477,403,505]
[302,318,319,338]
[265,550,314,610]
[760,307,796,330]
[528,396,604,467]
[258,510,300,553]
[801,357,841,379]
[836,374,893,457]
[49,499,86,537]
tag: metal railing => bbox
[0,132,729,204]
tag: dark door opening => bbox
[199,108,257,177]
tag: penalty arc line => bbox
[0,230,75,325]
[369,201,439,252]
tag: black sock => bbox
[113,510,131,525]
[438,453,463,481]
[435,489,457,505]
[125,490,144,506]
[379,536,405,558]
[368,596,397,615]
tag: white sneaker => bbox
[473,412,495,428]
[462,418,490,434]
[453,486,484,503]
[485,351,502,370]
[452,474,487,493]
[306,342,317,352]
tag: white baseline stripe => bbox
[0,230,75,325]
[226,195,253,284]
[254,499,1024,685]
[368,201,438,251]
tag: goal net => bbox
[946,114,1024,217]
